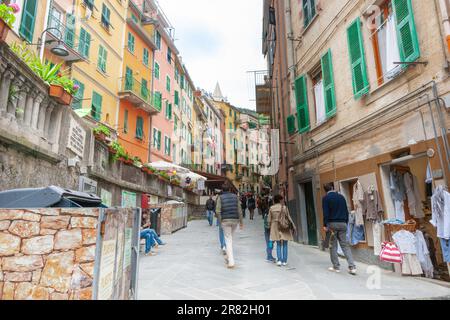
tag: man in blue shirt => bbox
[322,182,357,275]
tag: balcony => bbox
[118,77,160,114]
[45,12,85,62]
[252,70,271,114]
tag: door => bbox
[304,181,318,246]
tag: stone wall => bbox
[0,208,99,300]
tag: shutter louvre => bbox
[20,0,38,42]
[287,115,297,135]
[393,0,420,63]
[72,80,84,110]
[65,14,76,48]
[294,75,310,133]
[347,18,369,99]
[91,92,102,121]
[321,50,336,118]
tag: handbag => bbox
[379,241,403,264]
[278,205,292,231]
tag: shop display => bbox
[352,180,365,226]
[380,242,402,264]
[392,230,423,276]
[389,169,406,221]
[347,210,365,246]
[415,230,434,278]
[364,185,384,222]
[431,185,450,240]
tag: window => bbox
[78,27,91,58]
[20,0,38,42]
[174,90,179,106]
[124,109,128,133]
[125,67,133,90]
[131,13,139,24]
[143,48,149,66]
[154,92,162,111]
[128,32,135,53]
[165,101,172,120]
[303,0,316,29]
[310,65,326,125]
[84,0,94,10]
[175,68,179,83]
[136,116,144,140]
[164,136,171,156]
[370,0,420,86]
[141,78,149,99]
[97,45,107,73]
[91,91,102,121]
[294,75,310,133]
[321,49,336,118]
[155,31,161,50]
[173,144,176,162]
[154,62,160,79]
[287,115,296,135]
[167,47,172,64]
[72,80,84,110]
[174,116,178,132]
[153,128,161,150]
[166,76,171,92]
[65,14,76,48]
[101,4,111,30]
[347,17,369,98]
[180,75,185,90]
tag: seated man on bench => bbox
[140,211,165,256]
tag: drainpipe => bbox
[39,0,52,61]
[284,0,296,116]
[438,0,450,56]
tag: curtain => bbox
[314,79,326,125]
[385,15,402,80]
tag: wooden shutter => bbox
[79,28,90,58]
[154,92,162,111]
[154,63,160,79]
[393,0,420,63]
[125,67,133,90]
[91,92,102,121]
[141,79,148,99]
[101,5,111,28]
[294,75,310,133]
[321,49,336,118]
[166,76,170,92]
[124,110,128,133]
[347,18,369,99]
[143,48,149,66]
[157,131,161,150]
[98,46,107,73]
[72,80,84,110]
[136,117,143,139]
[174,90,179,106]
[287,115,297,135]
[65,14,76,48]
[128,33,134,52]
[20,0,38,42]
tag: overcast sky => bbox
[159,0,267,110]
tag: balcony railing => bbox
[46,12,84,62]
[250,70,271,114]
[118,76,160,114]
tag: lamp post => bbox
[35,28,70,59]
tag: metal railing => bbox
[120,76,152,105]
[47,12,82,54]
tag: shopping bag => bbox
[380,241,403,264]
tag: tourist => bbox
[240,193,247,219]
[140,210,165,256]
[322,182,357,275]
[205,195,216,226]
[262,197,275,262]
[268,195,296,266]
[247,193,256,220]
[217,182,244,269]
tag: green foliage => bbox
[93,124,111,137]
[0,4,16,28]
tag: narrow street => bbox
[138,213,450,300]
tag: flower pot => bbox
[108,147,117,155]
[0,19,11,43]
[94,132,106,142]
[49,85,73,105]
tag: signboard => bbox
[197,179,205,191]
[149,195,159,205]
[124,228,132,269]
[97,239,116,300]
[101,189,112,207]
[67,116,86,158]
[167,185,172,197]
[121,191,137,208]
[115,230,124,282]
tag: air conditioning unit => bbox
[79,176,97,194]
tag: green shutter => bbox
[141,78,148,99]
[91,91,102,121]
[98,46,107,73]
[154,92,162,111]
[287,115,297,135]
[321,49,336,118]
[157,131,161,150]
[174,90,179,106]
[128,33,135,53]
[136,117,143,139]
[154,62,160,79]
[393,0,420,64]
[65,14,76,48]
[303,0,315,28]
[347,18,369,99]
[124,109,128,133]
[79,28,91,58]
[294,75,310,133]
[101,5,111,28]
[20,0,38,42]
[125,67,133,90]
[72,80,84,110]
[166,76,171,92]
[143,48,149,66]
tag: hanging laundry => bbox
[403,172,424,219]
[393,230,423,276]
[440,238,450,263]
[415,230,434,278]
[352,180,365,226]
[347,211,365,246]
[425,161,433,184]
[430,186,450,240]
[364,185,384,222]
[390,170,406,221]
[373,222,383,256]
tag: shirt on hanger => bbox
[431,187,450,240]
[392,230,417,254]
[364,185,384,222]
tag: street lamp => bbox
[32,28,69,58]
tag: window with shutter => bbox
[84,0,94,10]
[136,116,143,140]
[78,28,91,58]
[72,80,84,110]
[287,115,297,135]
[294,75,310,133]
[20,0,38,42]
[141,79,148,99]
[166,76,171,92]
[128,32,135,53]
[393,0,420,63]
[347,18,369,99]
[157,131,161,150]
[143,48,149,66]
[303,0,316,29]
[154,92,162,111]
[91,91,102,121]
[155,31,161,50]
[154,62,160,79]
[101,4,111,29]
[321,50,336,118]
[167,47,172,64]
[125,67,133,90]
[174,90,179,106]
[98,46,107,73]
[124,109,128,133]
[165,137,171,155]
[65,14,76,48]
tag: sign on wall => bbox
[97,239,116,300]
[101,189,112,207]
[121,191,137,208]
[67,116,86,158]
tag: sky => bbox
[158,0,267,110]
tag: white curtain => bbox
[385,15,402,80]
[314,80,327,125]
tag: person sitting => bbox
[140,211,165,256]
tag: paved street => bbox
[138,213,450,300]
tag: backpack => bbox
[278,205,291,231]
[248,198,256,209]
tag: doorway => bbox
[298,181,318,246]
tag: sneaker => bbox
[328,267,340,273]
[145,252,157,256]
[277,261,282,267]
[349,267,357,275]
[222,247,227,255]
[227,265,235,269]
[282,262,287,267]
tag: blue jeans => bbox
[217,218,226,249]
[206,210,214,226]
[147,228,164,245]
[264,228,274,260]
[276,241,288,263]
[140,229,156,254]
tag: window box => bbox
[0,19,11,43]
[49,84,73,105]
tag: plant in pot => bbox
[0,3,19,42]
[51,74,79,105]
[158,171,170,182]
[93,124,111,142]
[108,141,122,155]
[132,156,142,168]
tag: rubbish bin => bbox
[150,208,161,236]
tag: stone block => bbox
[0,210,24,221]
[71,265,93,289]
[40,229,57,236]
[8,221,40,238]
[0,233,21,256]
[79,287,92,300]
[21,235,54,255]
[32,270,41,284]
[31,286,50,300]
[22,212,41,222]
[2,282,15,300]
[82,229,97,245]
[4,272,32,282]
[37,209,61,216]
[51,292,69,300]
[14,282,33,300]
[40,251,74,293]
[75,245,96,263]
[80,262,94,278]
[70,217,98,229]
[54,229,82,250]
[0,282,3,300]
[40,216,70,230]
[61,208,100,217]
[2,255,44,272]
[0,221,11,231]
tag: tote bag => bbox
[380,242,403,264]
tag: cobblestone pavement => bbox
[138,213,450,300]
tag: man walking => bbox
[247,194,256,220]
[205,195,216,226]
[322,182,357,275]
[217,182,243,269]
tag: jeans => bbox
[276,241,288,263]
[329,222,356,269]
[222,221,238,266]
[147,228,164,245]
[140,229,156,254]
[249,208,255,220]
[217,218,226,249]
[206,210,214,226]
[264,228,274,260]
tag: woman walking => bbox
[268,195,296,266]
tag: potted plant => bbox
[93,124,111,142]
[132,156,142,168]
[158,171,170,182]
[108,141,122,155]
[0,3,19,42]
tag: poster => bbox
[97,240,116,300]
[115,230,124,282]
[124,228,132,269]
[121,191,137,208]
[101,189,112,207]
